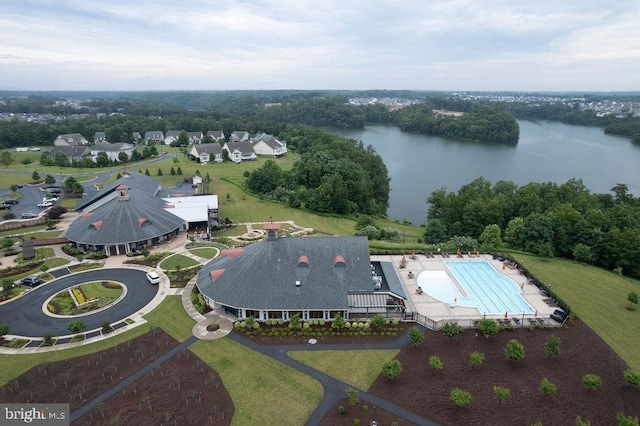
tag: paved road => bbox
[0,269,159,337]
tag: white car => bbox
[146,271,161,285]
[37,200,53,208]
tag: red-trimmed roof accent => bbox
[333,255,347,267]
[91,220,103,231]
[138,217,147,227]
[220,248,244,259]
[173,193,186,197]
[210,269,225,282]
[116,184,129,190]
[263,223,281,230]
[81,212,93,220]
[296,255,310,267]
[164,204,175,208]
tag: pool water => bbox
[417,261,534,315]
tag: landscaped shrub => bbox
[337,406,346,415]
[450,388,472,407]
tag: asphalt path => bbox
[0,268,158,338]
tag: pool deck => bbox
[371,253,560,328]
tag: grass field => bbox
[187,247,219,259]
[21,230,64,239]
[80,281,123,308]
[190,338,323,426]
[158,254,200,271]
[288,349,399,391]
[511,253,640,371]
[143,296,196,342]
[0,224,47,237]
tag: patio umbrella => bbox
[504,311,508,319]
[534,310,538,317]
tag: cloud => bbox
[1,0,639,90]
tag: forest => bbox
[424,177,640,279]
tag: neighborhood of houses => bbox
[15,130,287,165]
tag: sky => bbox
[2,0,639,92]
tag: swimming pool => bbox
[417,261,534,315]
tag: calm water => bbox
[334,121,640,225]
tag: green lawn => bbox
[187,247,219,259]
[0,325,150,386]
[190,338,323,426]
[158,254,200,271]
[80,281,124,307]
[0,225,47,237]
[22,230,64,240]
[512,253,640,371]
[143,296,195,342]
[288,349,399,391]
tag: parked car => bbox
[47,188,62,194]
[21,275,43,287]
[4,198,19,204]
[15,184,23,188]
[0,203,10,210]
[21,212,39,219]
[37,200,53,208]
[550,309,568,323]
[146,271,161,285]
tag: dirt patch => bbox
[337,319,640,425]
[74,350,234,425]
[0,329,180,411]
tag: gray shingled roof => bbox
[50,145,90,160]
[225,140,255,155]
[75,172,160,211]
[66,186,184,245]
[193,143,223,156]
[197,236,375,310]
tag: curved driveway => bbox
[0,269,158,338]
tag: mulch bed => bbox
[322,319,640,425]
[0,329,180,411]
[236,323,406,345]
[74,350,234,425]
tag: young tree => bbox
[332,313,346,330]
[582,374,602,394]
[346,387,359,406]
[429,355,443,371]
[371,314,387,329]
[616,412,639,426]
[545,334,561,359]
[450,388,472,407]
[145,169,150,176]
[382,360,403,380]
[623,369,640,390]
[32,170,40,181]
[176,166,183,175]
[479,224,502,249]
[505,339,525,362]
[443,321,464,341]
[157,168,163,176]
[289,313,302,330]
[539,378,557,396]
[493,386,511,404]
[44,175,56,184]
[477,318,500,338]
[68,320,86,334]
[575,416,592,426]
[469,351,485,367]
[0,151,13,166]
[628,292,639,310]
[0,324,9,340]
[170,166,176,175]
[408,325,424,346]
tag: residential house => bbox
[251,133,287,157]
[53,133,89,146]
[206,130,225,142]
[187,132,203,143]
[94,132,107,143]
[223,140,256,163]
[164,131,181,145]
[91,142,135,162]
[49,145,91,163]
[190,143,223,163]
[230,131,249,142]
[144,131,164,144]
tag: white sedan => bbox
[146,271,161,285]
[37,201,53,208]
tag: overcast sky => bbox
[2,1,639,92]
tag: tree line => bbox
[246,125,389,216]
[424,177,640,279]
[389,102,520,144]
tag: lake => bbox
[334,121,640,225]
